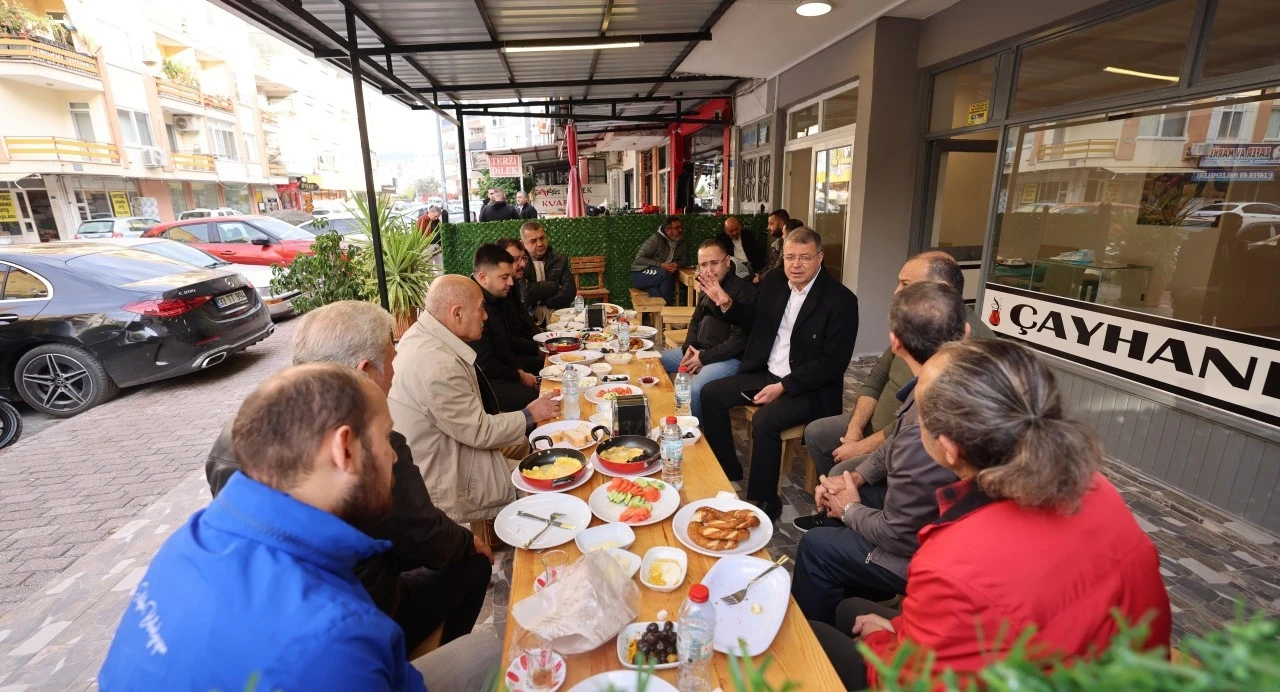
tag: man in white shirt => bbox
[716,216,766,281]
[697,227,860,521]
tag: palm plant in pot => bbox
[351,193,442,338]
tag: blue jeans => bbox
[632,268,675,304]
[659,347,739,419]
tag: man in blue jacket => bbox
[100,364,444,690]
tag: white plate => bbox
[528,421,608,451]
[616,622,680,670]
[606,338,654,353]
[584,383,643,405]
[649,425,701,446]
[631,325,657,338]
[592,454,661,479]
[639,546,688,593]
[574,522,636,553]
[568,671,677,692]
[494,494,592,551]
[539,363,590,382]
[672,497,774,558]
[578,376,598,389]
[589,362,612,375]
[549,350,603,365]
[534,330,581,343]
[588,481,680,527]
[702,555,791,656]
[588,411,612,428]
[609,548,642,580]
[547,320,585,331]
[511,460,595,494]
[555,303,623,319]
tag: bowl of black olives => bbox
[617,620,680,670]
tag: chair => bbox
[738,406,815,494]
[664,329,687,350]
[570,255,610,303]
[628,288,665,327]
[656,306,695,350]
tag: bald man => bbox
[389,275,561,527]
[716,216,766,280]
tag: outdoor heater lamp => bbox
[795,1,833,16]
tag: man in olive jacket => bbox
[204,301,492,652]
[519,221,576,326]
[630,215,687,304]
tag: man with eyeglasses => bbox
[659,239,756,418]
[630,215,687,304]
[697,227,859,522]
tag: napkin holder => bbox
[586,303,606,330]
[610,394,650,437]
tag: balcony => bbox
[203,93,234,114]
[269,162,287,177]
[4,136,119,164]
[157,79,201,105]
[0,36,102,91]
[1037,139,1118,161]
[172,151,216,172]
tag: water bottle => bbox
[676,583,716,692]
[660,415,684,491]
[572,293,585,318]
[562,366,580,421]
[615,317,631,353]
[674,366,692,416]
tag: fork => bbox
[720,555,790,605]
[523,512,563,550]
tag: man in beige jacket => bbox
[389,275,560,526]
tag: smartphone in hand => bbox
[741,387,763,403]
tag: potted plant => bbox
[161,56,198,87]
[351,193,442,338]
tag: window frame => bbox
[116,108,155,147]
[210,126,239,161]
[0,261,54,302]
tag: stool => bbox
[664,329,687,349]
[628,288,665,327]
[738,405,814,494]
[656,306,695,350]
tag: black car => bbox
[0,243,274,417]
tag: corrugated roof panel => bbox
[358,0,491,43]
[487,0,604,39]
[504,53,594,81]
[605,0,726,33]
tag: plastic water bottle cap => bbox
[677,366,687,373]
[688,583,709,603]
[665,416,677,424]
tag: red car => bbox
[143,216,317,267]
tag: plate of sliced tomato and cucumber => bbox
[588,477,682,526]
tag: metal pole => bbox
[435,111,448,204]
[457,109,470,222]
[347,8,389,311]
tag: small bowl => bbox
[676,415,699,429]
[575,522,636,553]
[638,375,659,387]
[639,546,688,593]
[590,362,612,376]
[616,621,681,670]
[606,548,642,579]
[604,352,633,365]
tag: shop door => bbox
[921,134,999,302]
[812,145,851,281]
[784,148,811,224]
[24,190,59,242]
[623,170,633,207]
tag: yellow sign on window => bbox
[0,193,18,223]
[967,101,990,126]
[1019,184,1038,205]
[109,191,131,217]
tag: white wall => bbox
[0,82,79,139]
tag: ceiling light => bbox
[796,1,833,17]
[503,41,641,54]
[1103,66,1178,82]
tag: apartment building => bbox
[0,0,375,242]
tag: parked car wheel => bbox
[0,401,20,449]
[15,344,119,417]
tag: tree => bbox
[411,176,443,198]
[476,170,535,203]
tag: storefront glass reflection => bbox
[813,145,851,281]
[989,88,1280,338]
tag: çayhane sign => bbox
[984,284,1280,426]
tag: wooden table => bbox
[502,357,843,689]
[677,267,700,306]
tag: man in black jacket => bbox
[659,238,755,418]
[496,236,544,373]
[478,189,521,222]
[698,227,859,520]
[204,300,491,651]
[716,216,766,281]
[515,191,538,219]
[519,221,576,325]
[469,243,540,410]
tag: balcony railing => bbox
[203,93,234,113]
[261,112,279,126]
[1038,139,1118,161]
[0,36,99,79]
[268,162,287,176]
[172,151,216,172]
[3,136,119,164]
[157,79,201,105]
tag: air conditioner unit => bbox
[140,147,165,168]
[1186,142,1211,157]
[173,115,199,131]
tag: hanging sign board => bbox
[983,284,1280,427]
[966,101,990,126]
[1197,143,1280,168]
[531,184,609,216]
[1019,184,1038,205]
[0,193,18,223]
[487,154,523,178]
[109,191,131,217]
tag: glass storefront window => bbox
[1012,0,1195,115]
[740,126,757,151]
[168,182,190,216]
[931,56,998,131]
[988,88,1280,338]
[812,145,852,281]
[191,183,220,209]
[224,186,251,214]
[821,87,858,131]
[789,104,819,140]
[1202,0,1280,78]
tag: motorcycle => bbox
[0,394,21,450]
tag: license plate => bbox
[215,290,248,309]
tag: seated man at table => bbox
[716,215,766,281]
[101,364,500,691]
[659,238,755,418]
[697,227,859,521]
[389,275,561,529]
[630,215,687,304]
[496,236,544,372]
[520,221,576,326]
[470,243,540,411]
[791,281,966,626]
[204,300,493,655]
[794,250,993,532]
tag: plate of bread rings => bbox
[671,497,774,557]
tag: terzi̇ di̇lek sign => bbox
[984,284,1280,427]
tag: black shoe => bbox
[752,497,783,523]
[792,513,834,533]
[722,464,744,482]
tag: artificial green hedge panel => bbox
[440,213,768,308]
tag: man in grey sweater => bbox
[790,281,968,625]
[630,215,687,304]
